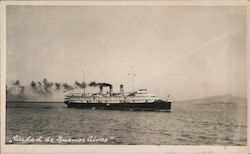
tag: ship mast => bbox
[128,66,136,94]
[82,70,86,94]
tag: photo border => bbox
[1,1,249,153]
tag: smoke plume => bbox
[6,79,112,102]
[62,83,73,91]
[75,81,86,88]
[89,81,112,87]
[55,82,61,90]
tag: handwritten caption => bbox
[8,135,115,144]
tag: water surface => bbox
[6,101,247,145]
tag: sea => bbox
[6,100,247,145]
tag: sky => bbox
[6,5,247,100]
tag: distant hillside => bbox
[176,95,247,106]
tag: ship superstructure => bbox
[64,84,171,111]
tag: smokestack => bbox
[99,86,103,95]
[109,85,113,96]
[120,84,124,96]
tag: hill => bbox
[176,95,247,106]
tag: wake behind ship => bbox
[64,84,171,111]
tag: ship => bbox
[64,84,171,111]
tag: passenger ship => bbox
[64,84,171,111]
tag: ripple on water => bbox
[6,102,247,145]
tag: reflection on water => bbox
[6,101,247,145]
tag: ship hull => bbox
[64,100,171,111]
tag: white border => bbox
[247,0,250,151]
[1,2,7,154]
[0,0,250,6]
[0,1,249,154]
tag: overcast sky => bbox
[6,5,247,100]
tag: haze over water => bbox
[6,96,247,145]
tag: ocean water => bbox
[6,101,247,145]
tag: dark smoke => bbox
[89,81,98,87]
[98,82,112,87]
[62,83,73,91]
[7,80,27,101]
[13,80,20,86]
[13,80,25,94]
[89,81,111,87]
[7,79,112,101]
[35,81,46,95]
[55,82,61,90]
[29,79,53,96]
[43,78,53,94]
[75,81,86,88]
[30,81,37,88]
[43,78,54,88]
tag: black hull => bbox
[64,100,171,111]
